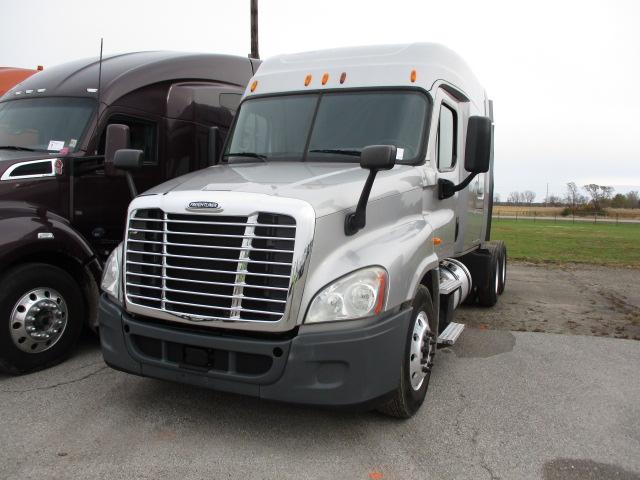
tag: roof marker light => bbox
[87,88,98,93]
[25,89,33,94]
[304,74,312,86]
[250,80,258,92]
[410,69,417,83]
[37,88,46,93]
[339,72,347,84]
[37,65,44,71]
[321,73,329,85]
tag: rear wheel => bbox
[378,285,436,418]
[494,240,507,295]
[477,246,500,307]
[0,263,84,374]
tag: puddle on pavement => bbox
[446,328,516,358]
[543,458,640,480]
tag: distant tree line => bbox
[499,183,639,211]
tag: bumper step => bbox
[438,322,465,345]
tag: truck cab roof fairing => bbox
[245,43,486,109]
[1,52,256,105]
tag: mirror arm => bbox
[208,126,219,165]
[438,172,478,200]
[345,169,379,236]
[124,172,137,198]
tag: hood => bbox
[143,161,423,218]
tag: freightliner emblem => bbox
[187,201,221,211]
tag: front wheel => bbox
[0,263,84,374]
[378,285,437,418]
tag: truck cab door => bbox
[426,89,465,260]
[72,112,162,259]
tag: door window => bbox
[104,115,158,165]
[437,104,457,171]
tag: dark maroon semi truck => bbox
[0,51,258,373]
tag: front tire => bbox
[0,263,84,374]
[378,285,437,418]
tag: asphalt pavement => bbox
[0,329,638,480]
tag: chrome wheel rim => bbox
[409,311,436,391]
[495,262,500,294]
[9,288,68,353]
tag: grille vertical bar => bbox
[230,213,258,319]
[161,212,168,311]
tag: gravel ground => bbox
[458,262,640,340]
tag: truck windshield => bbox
[0,97,95,153]
[225,91,428,163]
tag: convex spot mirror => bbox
[360,144,397,171]
[464,116,492,174]
[113,149,143,171]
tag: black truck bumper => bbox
[98,294,411,407]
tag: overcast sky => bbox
[2,0,639,200]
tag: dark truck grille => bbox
[124,209,296,322]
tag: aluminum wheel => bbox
[9,288,68,353]
[501,255,507,286]
[495,262,500,294]
[409,311,436,391]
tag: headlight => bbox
[101,243,123,304]
[306,267,387,324]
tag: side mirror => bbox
[208,126,220,165]
[360,145,397,171]
[113,149,143,171]
[345,144,397,236]
[464,116,492,174]
[105,124,130,165]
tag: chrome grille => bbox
[124,209,296,322]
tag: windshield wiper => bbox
[0,145,39,152]
[309,148,361,156]
[224,152,268,162]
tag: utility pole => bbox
[250,0,259,59]
[545,182,549,207]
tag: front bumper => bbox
[99,294,411,407]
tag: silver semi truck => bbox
[98,43,507,418]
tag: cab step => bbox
[437,322,465,345]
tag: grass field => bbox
[492,218,640,268]
[494,205,640,220]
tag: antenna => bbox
[250,0,259,59]
[97,38,103,118]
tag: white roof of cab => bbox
[247,43,487,109]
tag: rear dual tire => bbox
[477,241,507,307]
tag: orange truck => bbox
[0,67,42,97]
